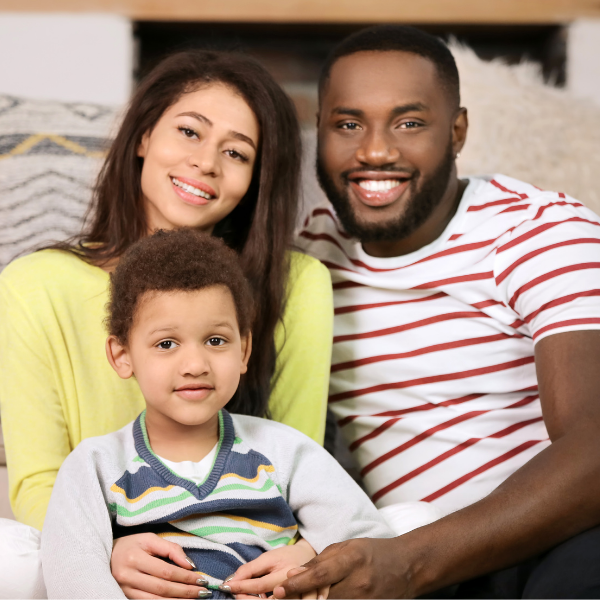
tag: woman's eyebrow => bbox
[177,111,257,151]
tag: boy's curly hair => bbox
[107,228,254,344]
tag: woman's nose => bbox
[188,143,221,177]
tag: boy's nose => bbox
[181,348,210,377]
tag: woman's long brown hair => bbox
[49,50,301,418]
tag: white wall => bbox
[0,13,133,105]
[568,19,600,107]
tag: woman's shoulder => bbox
[1,249,106,295]
[288,250,331,289]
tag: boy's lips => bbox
[347,172,412,208]
[175,384,213,401]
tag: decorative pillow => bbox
[0,95,119,273]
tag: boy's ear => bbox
[240,332,252,375]
[106,335,134,379]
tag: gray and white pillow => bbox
[0,95,119,273]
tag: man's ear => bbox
[239,332,253,375]
[106,335,134,379]
[137,131,149,158]
[452,107,468,157]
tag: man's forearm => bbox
[403,427,600,596]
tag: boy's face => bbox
[107,286,251,430]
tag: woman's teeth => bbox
[172,177,212,200]
[358,179,402,192]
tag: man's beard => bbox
[316,143,455,244]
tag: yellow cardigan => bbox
[0,249,333,530]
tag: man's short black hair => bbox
[319,25,460,109]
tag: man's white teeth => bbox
[358,179,402,192]
[172,177,212,200]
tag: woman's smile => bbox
[171,176,217,206]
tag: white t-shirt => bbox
[297,174,600,514]
[157,443,219,485]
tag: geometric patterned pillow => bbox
[0,95,120,273]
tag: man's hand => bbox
[111,533,209,599]
[273,538,408,599]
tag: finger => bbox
[140,536,196,572]
[229,558,272,581]
[274,560,341,599]
[300,591,317,599]
[317,585,330,600]
[227,571,285,595]
[135,553,205,586]
[125,571,206,599]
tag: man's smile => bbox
[347,171,413,208]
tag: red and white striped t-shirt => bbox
[297,174,600,514]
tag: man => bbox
[281,25,600,598]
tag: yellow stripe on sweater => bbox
[172,512,298,533]
[219,464,275,484]
[111,483,176,503]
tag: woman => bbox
[0,50,332,598]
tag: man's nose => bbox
[355,129,400,166]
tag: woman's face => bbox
[138,83,259,234]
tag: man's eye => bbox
[207,337,225,347]
[400,121,421,129]
[157,340,177,350]
[340,122,361,131]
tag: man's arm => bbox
[277,330,600,599]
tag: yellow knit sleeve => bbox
[0,260,71,530]
[269,252,333,445]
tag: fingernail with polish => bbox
[218,584,231,593]
[185,557,197,569]
[198,591,212,599]
[224,574,235,583]
[196,578,209,586]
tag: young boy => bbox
[41,229,393,598]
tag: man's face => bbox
[317,50,462,244]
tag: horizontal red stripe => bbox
[558,192,566,199]
[491,179,528,198]
[371,415,543,503]
[337,393,486,428]
[331,332,515,373]
[499,204,530,214]
[333,311,489,344]
[310,207,351,239]
[449,233,463,241]
[334,292,446,316]
[410,271,494,290]
[533,318,600,340]
[467,196,524,212]
[496,238,600,284]
[533,200,584,221]
[471,299,504,309]
[350,417,402,452]
[420,439,543,502]
[497,217,600,254]
[329,355,535,403]
[508,263,600,309]
[525,290,600,324]
[362,410,488,475]
[321,259,356,273]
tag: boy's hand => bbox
[224,538,320,599]
[111,533,210,598]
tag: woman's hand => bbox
[111,533,210,599]
[224,538,328,599]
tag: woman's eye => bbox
[207,337,225,347]
[178,126,198,139]
[157,340,177,350]
[225,149,249,163]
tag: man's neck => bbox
[361,176,467,258]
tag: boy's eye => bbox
[207,337,225,347]
[157,340,177,350]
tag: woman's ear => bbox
[239,332,252,375]
[106,336,134,379]
[137,131,149,158]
